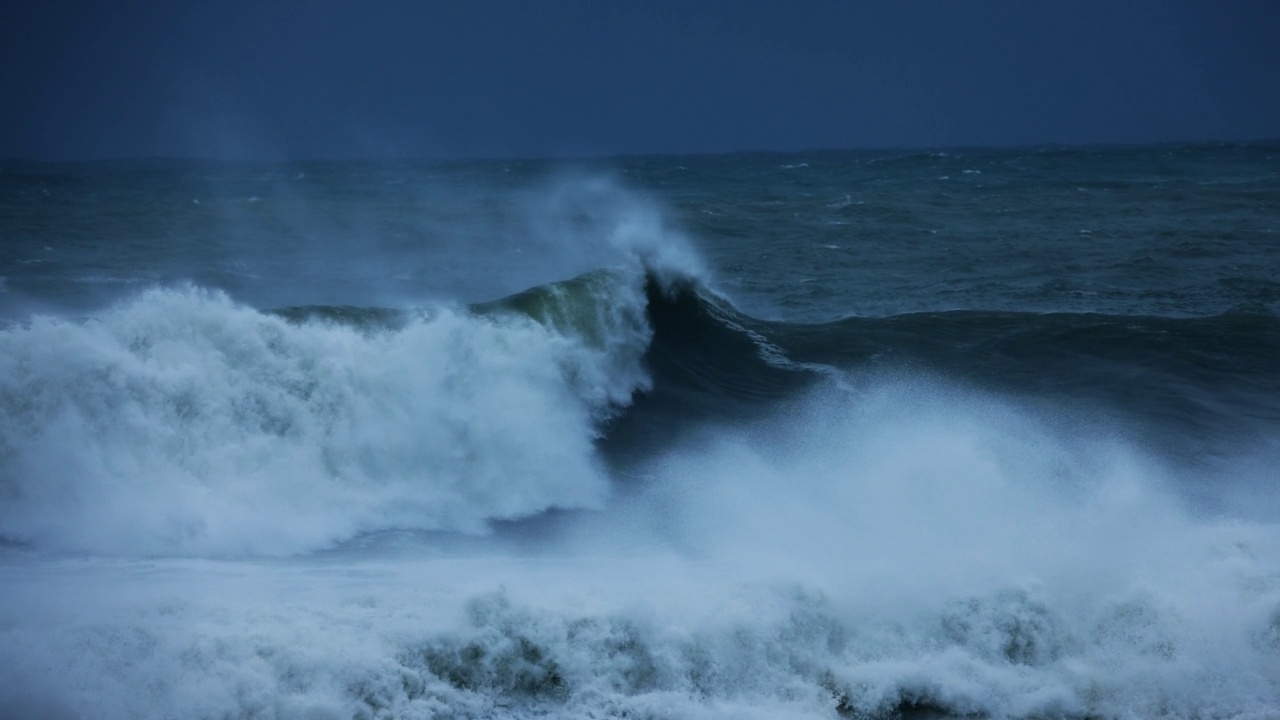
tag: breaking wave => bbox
[1,243,1278,718]
[0,269,656,555]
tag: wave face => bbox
[1,156,1279,720]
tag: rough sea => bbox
[1,143,1278,719]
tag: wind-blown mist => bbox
[1,147,1278,719]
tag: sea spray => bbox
[521,173,712,289]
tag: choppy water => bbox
[1,144,1279,719]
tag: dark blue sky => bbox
[3,0,1278,160]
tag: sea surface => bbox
[1,143,1279,719]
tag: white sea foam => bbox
[0,281,650,557]
[2,374,1275,719]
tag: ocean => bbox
[1,143,1278,719]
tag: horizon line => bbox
[4,136,1278,166]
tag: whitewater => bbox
[1,147,1279,719]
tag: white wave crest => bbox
[0,282,651,556]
